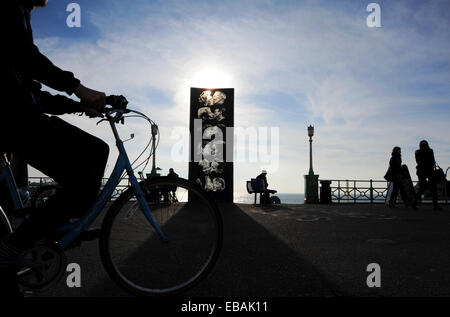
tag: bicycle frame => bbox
[1,116,168,250]
[0,153,24,211]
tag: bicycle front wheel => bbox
[0,206,13,239]
[99,177,223,296]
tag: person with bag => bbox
[385,147,403,208]
[415,140,441,210]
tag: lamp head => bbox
[307,125,314,137]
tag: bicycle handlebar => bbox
[105,95,128,110]
[78,95,128,116]
[100,95,131,124]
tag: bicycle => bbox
[0,95,223,296]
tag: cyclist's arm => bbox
[34,90,83,115]
[8,3,80,95]
[29,46,81,95]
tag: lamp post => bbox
[148,123,161,177]
[308,125,314,175]
[304,125,319,203]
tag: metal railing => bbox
[320,179,449,204]
[26,177,450,204]
[28,177,130,200]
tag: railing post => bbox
[319,180,332,204]
[337,180,341,203]
[370,179,373,203]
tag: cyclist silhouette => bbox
[1,0,109,296]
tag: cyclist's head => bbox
[28,0,48,10]
[169,168,174,173]
[261,170,267,175]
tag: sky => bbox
[28,0,450,194]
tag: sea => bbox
[234,193,305,204]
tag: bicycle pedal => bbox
[78,228,102,242]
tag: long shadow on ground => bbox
[85,202,342,297]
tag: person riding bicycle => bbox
[0,0,109,296]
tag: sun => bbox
[189,69,233,88]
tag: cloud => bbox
[32,0,450,192]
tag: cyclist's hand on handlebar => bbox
[84,106,104,118]
[75,84,106,116]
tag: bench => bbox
[246,178,280,204]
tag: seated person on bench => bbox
[256,170,273,204]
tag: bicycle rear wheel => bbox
[99,177,223,296]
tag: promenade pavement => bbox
[34,202,450,297]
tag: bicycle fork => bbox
[126,166,169,243]
[112,120,169,243]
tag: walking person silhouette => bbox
[387,147,403,208]
[415,140,441,210]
